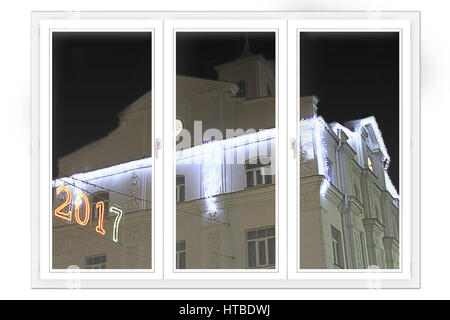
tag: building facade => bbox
[299,96,399,269]
[51,47,399,270]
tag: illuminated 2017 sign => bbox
[54,185,123,241]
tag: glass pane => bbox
[51,32,153,270]
[258,240,266,266]
[246,171,254,188]
[179,185,185,202]
[256,229,266,239]
[176,32,276,269]
[247,230,256,240]
[299,32,400,270]
[256,170,263,185]
[247,242,256,268]
[179,252,186,269]
[268,237,275,265]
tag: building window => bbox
[368,157,374,172]
[245,158,273,188]
[331,226,344,268]
[236,80,246,97]
[85,254,106,269]
[246,226,275,268]
[176,175,185,202]
[92,192,109,219]
[176,240,186,269]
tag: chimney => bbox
[300,95,319,119]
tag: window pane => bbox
[176,176,185,185]
[177,240,186,251]
[176,32,276,269]
[268,237,275,265]
[299,32,400,270]
[179,185,185,202]
[247,230,256,240]
[246,171,254,188]
[256,169,263,185]
[179,252,186,269]
[247,242,256,268]
[256,229,267,239]
[258,240,266,266]
[51,32,153,270]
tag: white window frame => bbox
[33,18,164,285]
[31,12,419,288]
[287,17,419,289]
[163,18,287,280]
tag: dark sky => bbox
[176,32,275,79]
[52,32,152,178]
[300,32,399,190]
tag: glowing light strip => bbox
[202,141,224,215]
[299,117,315,161]
[53,129,275,186]
[177,128,276,162]
[314,117,331,197]
[54,185,72,221]
[384,172,400,199]
[71,157,152,181]
[330,118,399,199]
[74,193,90,226]
[358,116,390,163]
[110,206,123,243]
[95,201,106,236]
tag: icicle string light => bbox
[51,115,398,207]
[202,141,224,215]
[330,117,399,200]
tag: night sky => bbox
[176,32,275,79]
[52,32,152,178]
[52,31,398,190]
[300,32,399,190]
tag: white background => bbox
[0,0,444,299]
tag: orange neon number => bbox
[95,201,106,236]
[74,193,91,226]
[54,185,72,221]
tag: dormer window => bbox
[368,157,374,172]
